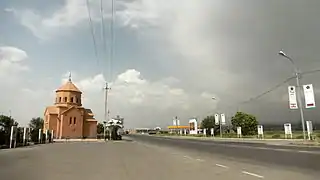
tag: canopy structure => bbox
[167,125,200,129]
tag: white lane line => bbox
[215,164,229,168]
[196,158,204,162]
[242,171,264,178]
[183,155,193,160]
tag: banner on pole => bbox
[303,84,316,109]
[214,114,219,125]
[288,86,298,109]
[220,114,226,125]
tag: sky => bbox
[1,0,320,128]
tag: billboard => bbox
[189,119,198,135]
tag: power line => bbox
[100,0,107,77]
[238,68,320,106]
[85,0,100,68]
[220,76,296,112]
[239,76,295,105]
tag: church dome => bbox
[56,78,81,93]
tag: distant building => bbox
[43,76,97,139]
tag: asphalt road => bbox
[129,134,320,172]
[0,137,319,180]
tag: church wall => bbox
[61,108,84,139]
[83,121,97,138]
[88,122,97,138]
[49,114,58,138]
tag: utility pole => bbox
[279,50,306,140]
[104,82,111,140]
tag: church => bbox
[43,76,97,139]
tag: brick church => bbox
[43,76,97,139]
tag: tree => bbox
[29,117,44,143]
[97,123,104,134]
[231,111,258,136]
[201,115,219,136]
[0,115,18,146]
[29,117,44,130]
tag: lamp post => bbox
[279,50,306,140]
[212,97,222,138]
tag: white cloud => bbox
[7,0,103,40]
[0,46,29,79]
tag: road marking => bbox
[196,158,204,162]
[215,163,228,168]
[242,171,264,178]
[183,155,193,160]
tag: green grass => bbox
[155,130,320,141]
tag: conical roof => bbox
[56,79,81,93]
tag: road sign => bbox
[288,86,298,109]
[220,114,226,125]
[214,114,219,125]
[303,84,316,109]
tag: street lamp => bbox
[211,97,222,138]
[278,50,306,140]
[103,121,107,141]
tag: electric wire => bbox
[100,0,107,78]
[85,0,100,68]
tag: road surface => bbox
[0,137,319,180]
[129,135,320,170]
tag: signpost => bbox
[210,128,214,137]
[306,121,313,140]
[284,123,292,139]
[189,119,198,135]
[38,129,42,144]
[9,126,17,148]
[237,127,242,138]
[257,125,264,139]
[51,130,54,142]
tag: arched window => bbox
[59,97,62,102]
[69,117,72,125]
[73,117,76,124]
[70,97,74,103]
[64,97,67,102]
[76,97,79,103]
